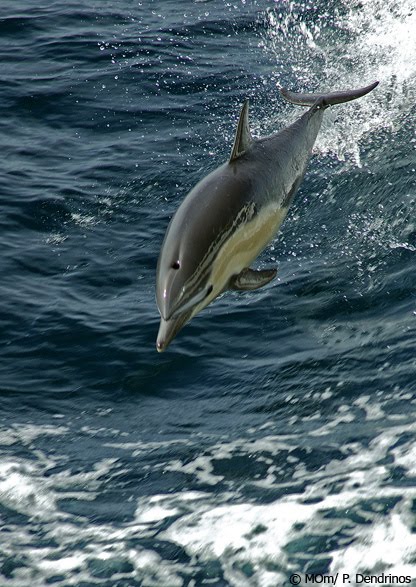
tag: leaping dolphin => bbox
[155,81,379,352]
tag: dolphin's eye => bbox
[172,261,180,270]
[206,285,213,297]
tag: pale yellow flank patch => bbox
[191,202,288,317]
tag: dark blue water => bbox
[1,1,416,585]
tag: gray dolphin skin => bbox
[156,80,379,352]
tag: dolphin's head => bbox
[155,164,249,352]
[155,207,215,352]
[155,308,193,353]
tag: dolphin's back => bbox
[241,105,324,209]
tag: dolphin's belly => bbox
[210,201,288,294]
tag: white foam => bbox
[132,418,416,585]
[130,549,185,587]
[164,498,315,564]
[135,495,180,523]
[392,431,416,476]
[37,555,84,573]
[262,0,416,162]
[0,423,68,447]
[2,417,416,586]
[0,462,58,520]
[161,483,416,586]
[330,501,416,578]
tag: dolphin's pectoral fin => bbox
[229,99,252,162]
[230,267,277,291]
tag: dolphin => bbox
[155,80,379,351]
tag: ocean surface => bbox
[1,1,416,585]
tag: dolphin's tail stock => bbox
[279,81,379,109]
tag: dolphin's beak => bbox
[156,310,192,352]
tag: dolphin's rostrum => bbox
[156,81,379,351]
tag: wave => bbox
[260,0,416,162]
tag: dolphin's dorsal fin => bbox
[229,99,252,162]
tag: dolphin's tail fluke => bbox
[279,81,379,108]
